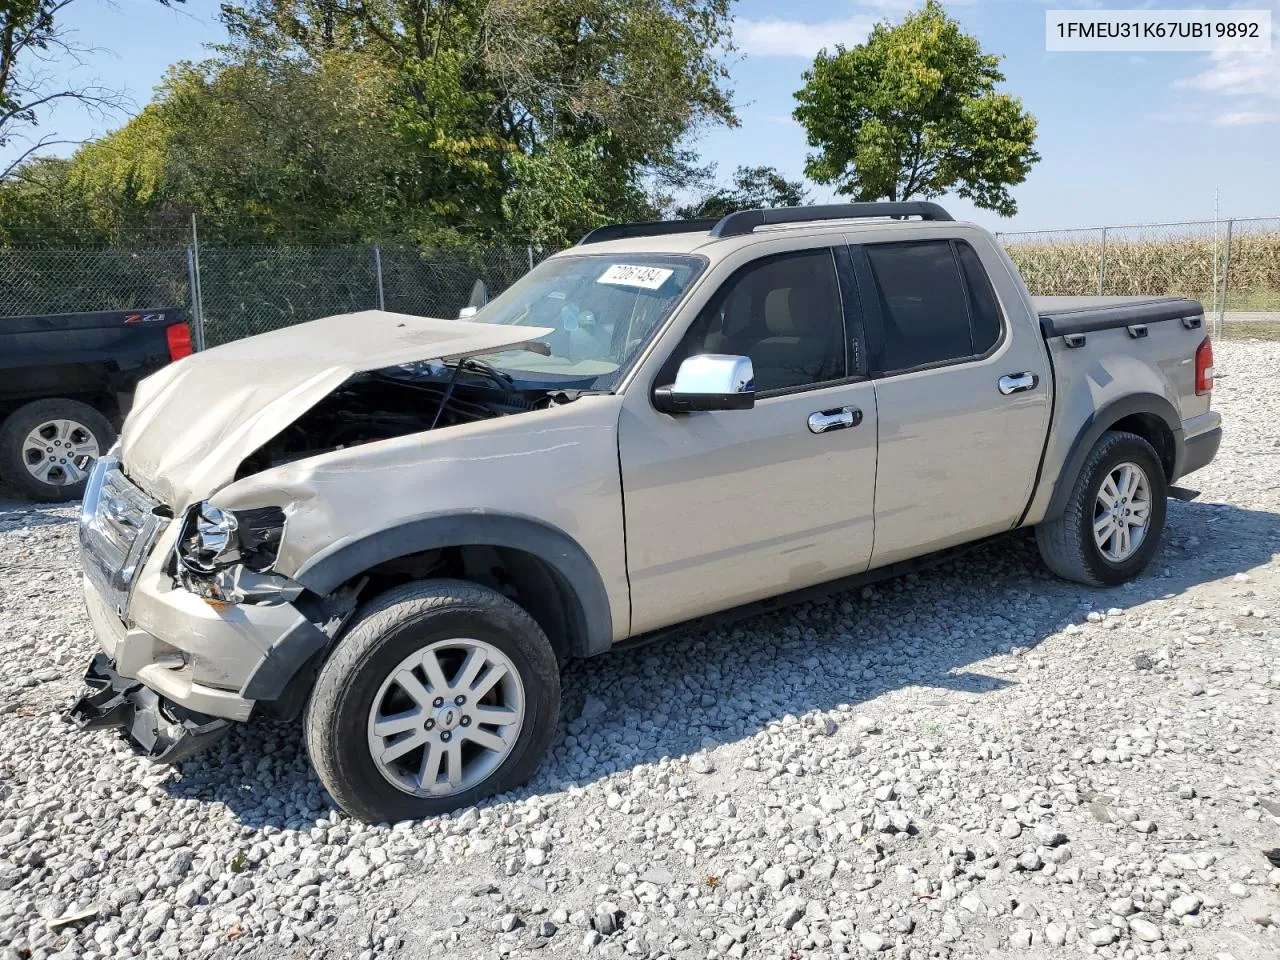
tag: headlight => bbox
[176,502,292,605]
[179,502,240,573]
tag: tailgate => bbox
[0,308,188,372]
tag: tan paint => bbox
[1020,319,1211,525]
[616,232,878,634]
[863,232,1053,565]
[121,311,552,508]
[213,394,633,642]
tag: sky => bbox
[8,0,1280,233]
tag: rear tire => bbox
[305,579,561,823]
[0,398,115,502]
[1035,430,1168,586]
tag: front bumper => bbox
[82,574,262,721]
[77,455,324,725]
[66,653,231,763]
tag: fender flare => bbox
[1042,393,1183,523]
[292,513,615,657]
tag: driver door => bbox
[617,243,879,635]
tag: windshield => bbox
[470,254,704,388]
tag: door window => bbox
[863,240,1005,373]
[669,249,847,393]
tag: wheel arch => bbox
[1042,393,1182,524]
[292,514,615,661]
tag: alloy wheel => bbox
[22,419,100,486]
[1093,461,1151,562]
[366,637,525,797]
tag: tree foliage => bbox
[4,0,738,248]
[793,0,1038,217]
[675,164,808,219]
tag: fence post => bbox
[527,245,534,272]
[1098,226,1107,296]
[188,214,206,351]
[373,244,385,310]
[1218,219,1233,338]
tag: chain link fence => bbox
[998,216,1280,340]
[0,241,544,348]
[2,216,1277,348]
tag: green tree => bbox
[676,165,809,219]
[502,136,653,247]
[792,0,1038,217]
[211,0,738,243]
[13,0,738,247]
[64,53,418,244]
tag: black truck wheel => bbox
[1035,430,1168,586]
[305,579,561,823]
[0,399,115,502]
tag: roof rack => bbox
[574,201,953,246]
[577,218,720,246]
[709,201,953,238]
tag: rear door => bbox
[852,236,1051,567]
[618,242,879,635]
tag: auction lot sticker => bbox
[597,264,675,290]
[1046,9,1271,51]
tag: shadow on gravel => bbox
[162,495,1280,827]
[0,483,78,532]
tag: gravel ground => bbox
[1,340,1278,960]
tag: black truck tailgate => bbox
[0,308,190,372]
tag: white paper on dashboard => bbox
[596,264,674,290]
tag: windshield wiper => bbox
[453,356,514,389]
[429,357,516,430]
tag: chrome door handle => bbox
[998,372,1039,395]
[808,406,862,434]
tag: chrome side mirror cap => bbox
[457,279,489,319]
[653,354,755,414]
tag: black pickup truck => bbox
[0,308,192,501]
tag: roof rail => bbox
[577,218,720,246]
[709,201,954,238]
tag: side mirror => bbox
[653,354,755,414]
[457,279,489,319]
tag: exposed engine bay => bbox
[236,364,560,478]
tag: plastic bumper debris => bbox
[66,653,232,763]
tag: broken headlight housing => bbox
[176,502,295,604]
[180,502,241,573]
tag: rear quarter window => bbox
[863,239,1004,373]
[955,242,1003,355]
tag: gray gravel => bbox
[1,339,1278,960]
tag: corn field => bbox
[998,216,1280,339]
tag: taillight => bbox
[167,322,193,361]
[1194,337,1213,395]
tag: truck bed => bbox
[1035,296,1203,338]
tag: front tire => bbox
[305,580,561,822]
[1035,430,1168,586]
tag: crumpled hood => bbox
[121,310,552,507]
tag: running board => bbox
[1168,486,1200,502]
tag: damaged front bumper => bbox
[66,653,232,763]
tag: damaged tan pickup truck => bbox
[69,202,1221,822]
